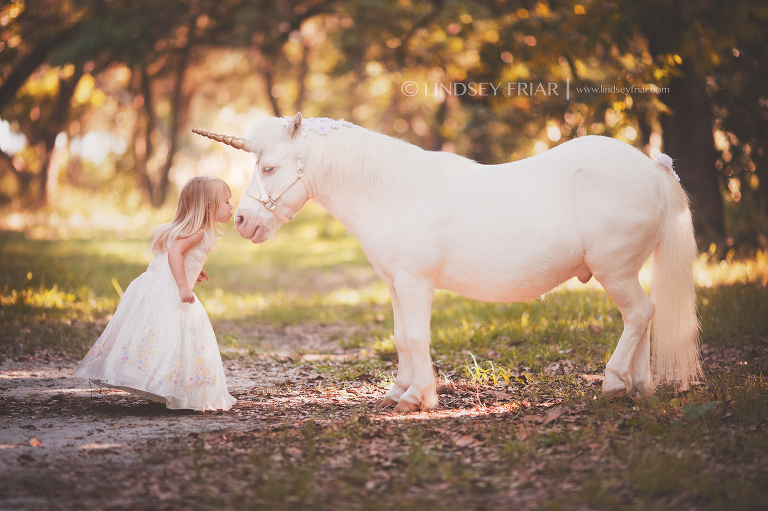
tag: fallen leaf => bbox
[485,390,511,401]
[18,452,35,463]
[522,415,540,424]
[543,409,562,424]
[454,435,476,448]
[29,437,42,447]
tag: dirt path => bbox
[0,346,380,455]
[0,327,392,510]
[1,359,257,460]
[0,321,372,462]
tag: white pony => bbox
[194,112,700,412]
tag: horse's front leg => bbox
[378,285,410,408]
[392,278,437,412]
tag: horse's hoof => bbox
[375,397,398,410]
[602,381,627,399]
[394,400,420,413]
[626,384,651,399]
[602,368,630,399]
[629,377,654,398]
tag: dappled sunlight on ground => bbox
[375,401,531,422]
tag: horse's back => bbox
[436,137,669,298]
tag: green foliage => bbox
[683,401,716,421]
[461,353,512,386]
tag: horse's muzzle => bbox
[236,216,269,244]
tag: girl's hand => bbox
[179,286,195,304]
[197,270,209,283]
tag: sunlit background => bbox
[0,0,766,251]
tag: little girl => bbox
[76,176,237,411]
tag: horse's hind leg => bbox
[629,317,653,397]
[599,277,655,398]
[378,286,411,408]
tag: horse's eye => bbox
[263,166,275,174]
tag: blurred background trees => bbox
[1,0,766,250]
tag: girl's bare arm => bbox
[168,230,205,303]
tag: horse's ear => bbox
[285,112,303,139]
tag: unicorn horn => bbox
[192,129,248,151]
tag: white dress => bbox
[76,231,236,411]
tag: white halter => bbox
[243,160,314,223]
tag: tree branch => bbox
[0,25,82,112]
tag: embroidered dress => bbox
[76,231,236,411]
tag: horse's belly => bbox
[437,266,566,303]
[430,216,583,303]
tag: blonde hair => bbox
[150,176,231,254]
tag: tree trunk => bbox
[135,65,157,205]
[155,40,193,208]
[262,63,282,118]
[294,41,309,114]
[433,94,448,151]
[636,106,652,156]
[659,60,725,245]
[37,69,84,207]
[756,154,768,247]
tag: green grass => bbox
[1,203,768,509]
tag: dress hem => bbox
[78,373,236,412]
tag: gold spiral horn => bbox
[192,129,248,151]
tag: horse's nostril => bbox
[236,215,244,226]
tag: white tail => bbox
[649,179,701,390]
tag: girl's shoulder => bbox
[167,229,205,253]
[184,229,207,245]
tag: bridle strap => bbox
[243,162,314,223]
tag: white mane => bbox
[291,119,475,200]
[278,116,359,136]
